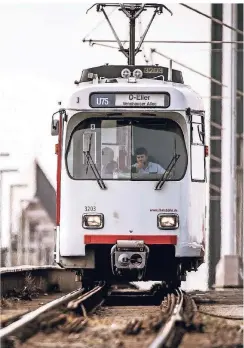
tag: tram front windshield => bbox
[66,117,187,181]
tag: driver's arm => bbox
[158,165,174,179]
[157,165,165,174]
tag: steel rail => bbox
[0,287,84,340]
[149,289,184,348]
[67,283,106,310]
[0,265,60,274]
[198,309,243,320]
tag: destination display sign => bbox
[89,93,170,108]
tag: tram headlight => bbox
[121,68,131,79]
[157,214,179,230]
[82,213,104,229]
[133,68,143,79]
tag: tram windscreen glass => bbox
[65,116,187,181]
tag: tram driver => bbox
[132,147,165,174]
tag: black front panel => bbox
[79,65,184,84]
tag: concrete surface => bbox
[215,255,243,288]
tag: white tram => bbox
[51,4,207,289]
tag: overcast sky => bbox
[0,2,212,288]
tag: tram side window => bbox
[190,114,205,181]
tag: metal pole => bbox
[0,153,10,266]
[236,4,243,261]
[0,173,2,245]
[9,184,28,267]
[231,5,238,256]
[0,169,18,267]
[168,59,173,81]
[221,4,237,256]
[18,200,26,266]
[129,18,136,65]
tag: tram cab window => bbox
[65,116,187,181]
[131,119,187,180]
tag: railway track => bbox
[1,281,199,348]
[0,281,110,346]
[1,268,243,347]
[149,289,187,348]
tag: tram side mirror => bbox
[51,119,59,136]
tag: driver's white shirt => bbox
[132,162,165,174]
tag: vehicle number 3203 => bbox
[84,206,96,212]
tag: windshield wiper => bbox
[155,154,181,190]
[83,134,106,190]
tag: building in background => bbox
[1,160,56,267]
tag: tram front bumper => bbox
[110,240,149,278]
